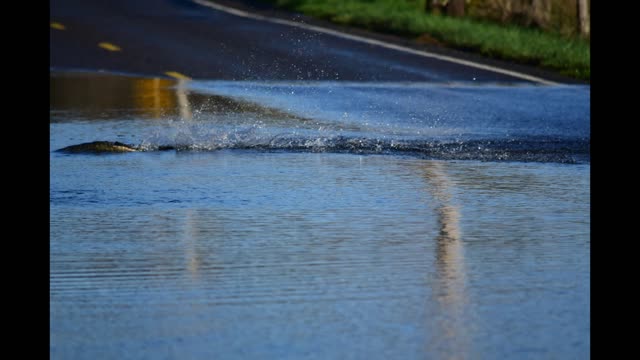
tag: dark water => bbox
[50,72,590,359]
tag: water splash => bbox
[58,127,589,164]
[51,73,590,164]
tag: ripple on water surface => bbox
[50,72,590,359]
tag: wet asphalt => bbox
[49,0,570,83]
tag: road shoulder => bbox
[199,0,586,85]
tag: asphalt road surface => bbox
[50,0,567,83]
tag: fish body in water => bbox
[56,141,177,153]
[56,141,140,154]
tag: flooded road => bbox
[51,72,589,162]
[50,72,589,359]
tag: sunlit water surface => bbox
[50,72,589,359]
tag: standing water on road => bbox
[50,72,589,359]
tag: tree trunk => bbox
[447,0,465,17]
[426,1,445,15]
[531,0,551,29]
[577,0,590,37]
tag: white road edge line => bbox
[192,0,558,85]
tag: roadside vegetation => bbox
[262,0,590,80]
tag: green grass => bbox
[263,0,590,80]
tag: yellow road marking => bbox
[164,71,192,80]
[98,42,122,51]
[50,22,66,30]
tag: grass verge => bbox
[262,0,590,80]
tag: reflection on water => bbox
[50,72,177,118]
[181,209,202,280]
[131,77,178,118]
[50,71,308,122]
[175,78,193,121]
[421,162,470,359]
